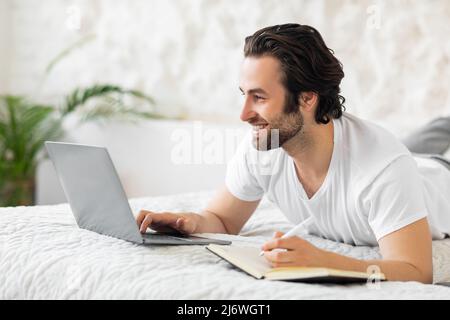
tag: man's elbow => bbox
[418,271,433,284]
[406,262,433,284]
[382,260,433,283]
[385,270,432,284]
[223,223,241,235]
[416,261,433,284]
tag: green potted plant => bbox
[0,85,160,207]
[0,36,162,207]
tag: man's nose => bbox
[240,99,257,122]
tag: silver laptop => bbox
[45,141,231,246]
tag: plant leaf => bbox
[61,84,159,123]
[0,95,60,178]
[45,34,96,75]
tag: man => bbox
[137,24,450,283]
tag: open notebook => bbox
[206,244,386,283]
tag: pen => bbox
[259,217,314,256]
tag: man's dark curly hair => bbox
[244,23,346,124]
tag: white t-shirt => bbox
[226,112,450,246]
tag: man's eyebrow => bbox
[239,87,268,95]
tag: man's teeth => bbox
[253,124,268,130]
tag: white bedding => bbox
[1,191,450,299]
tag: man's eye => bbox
[254,95,265,101]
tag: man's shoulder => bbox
[339,113,412,187]
[340,112,404,146]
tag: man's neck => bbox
[282,120,334,183]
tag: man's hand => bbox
[136,187,261,236]
[261,231,329,268]
[262,218,433,283]
[136,210,198,235]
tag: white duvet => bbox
[1,191,450,299]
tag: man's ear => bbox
[298,92,319,112]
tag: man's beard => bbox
[252,110,304,151]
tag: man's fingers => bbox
[264,249,292,263]
[273,231,284,238]
[137,210,166,226]
[262,236,303,251]
[176,218,184,230]
[137,211,195,234]
[139,212,176,233]
[138,211,169,226]
[136,210,149,226]
[176,217,196,234]
[139,215,152,233]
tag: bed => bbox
[1,191,449,299]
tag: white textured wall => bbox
[3,0,450,134]
[0,0,11,92]
[2,0,450,204]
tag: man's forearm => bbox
[323,250,432,284]
[191,210,230,234]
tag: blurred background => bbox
[1,0,449,206]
